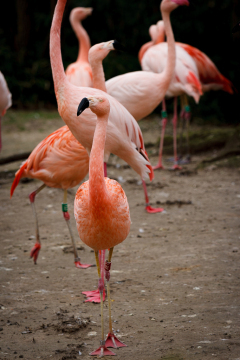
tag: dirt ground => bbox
[0,112,240,360]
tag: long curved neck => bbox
[89,112,109,211]
[160,9,176,88]
[71,17,91,63]
[90,59,107,92]
[50,0,67,95]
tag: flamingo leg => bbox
[184,102,191,163]
[153,98,167,170]
[179,95,186,160]
[172,97,182,170]
[105,248,127,349]
[90,250,115,356]
[62,189,93,269]
[29,183,46,264]
[142,180,164,214]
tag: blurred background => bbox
[0,0,240,123]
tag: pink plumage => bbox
[10,125,89,196]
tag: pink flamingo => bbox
[50,0,157,303]
[10,125,93,269]
[0,71,12,151]
[106,0,189,123]
[75,95,130,356]
[141,20,202,170]
[65,7,93,87]
[88,40,163,214]
[152,20,234,161]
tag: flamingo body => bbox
[75,177,130,251]
[10,125,89,194]
[177,43,234,94]
[141,42,202,102]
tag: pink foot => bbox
[90,344,116,356]
[82,289,106,303]
[146,205,164,214]
[105,332,127,348]
[30,243,41,264]
[75,260,94,269]
[171,164,182,170]
[153,163,165,170]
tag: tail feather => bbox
[10,161,28,198]
[187,71,203,95]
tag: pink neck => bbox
[160,8,176,90]
[71,16,91,63]
[89,112,109,211]
[90,60,107,92]
[50,0,67,94]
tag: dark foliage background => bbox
[0,0,240,123]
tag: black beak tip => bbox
[113,40,125,52]
[77,97,90,116]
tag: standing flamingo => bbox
[50,0,156,303]
[88,40,163,214]
[105,0,189,122]
[0,71,12,151]
[10,126,93,269]
[75,95,130,356]
[146,20,234,162]
[65,7,93,87]
[141,20,202,170]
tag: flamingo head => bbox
[70,7,93,24]
[161,0,189,13]
[77,96,110,117]
[232,21,240,33]
[88,40,124,63]
[149,25,158,42]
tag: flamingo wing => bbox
[177,43,234,94]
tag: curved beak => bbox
[172,0,189,6]
[77,98,90,116]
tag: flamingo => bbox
[75,95,130,356]
[105,0,190,123]
[10,125,93,269]
[88,40,163,214]
[9,7,95,270]
[65,7,93,87]
[0,71,12,151]
[146,20,234,163]
[50,0,158,303]
[141,20,202,170]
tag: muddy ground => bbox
[0,111,240,360]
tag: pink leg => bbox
[172,97,182,170]
[90,251,115,356]
[62,190,93,269]
[153,99,167,170]
[104,248,127,349]
[104,162,107,177]
[142,180,164,214]
[82,252,106,304]
[29,184,46,264]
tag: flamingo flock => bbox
[5,0,235,356]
